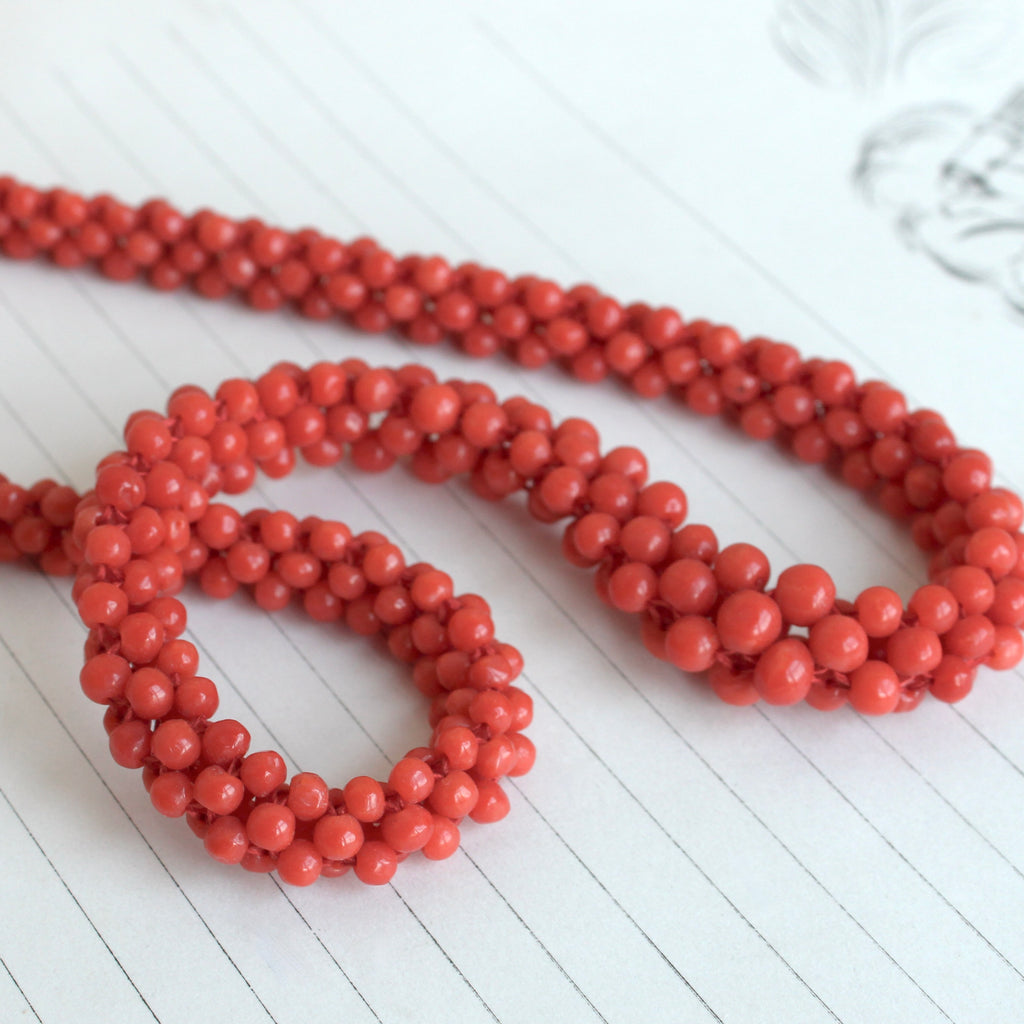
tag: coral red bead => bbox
[354,841,398,886]
[942,450,992,503]
[664,616,719,673]
[908,585,959,634]
[313,813,364,861]
[247,803,296,852]
[709,662,760,706]
[80,653,131,704]
[343,776,385,823]
[887,626,944,678]
[380,804,435,852]
[607,562,658,613]
[388,757,435,803]
[109,719,152,768]
[194,766,245,815]
[202,719,251,765]
[240,750,287,797]
[808,615,868,673]
[276,839,323,887]
[854,586,904,637]
[429,770,479,818]
[987,625,1024,670]
[716,590,782,655]
[204,816,248,865]
[773,564,836,626]
[125,667,175,719]
[714,543,770,594]
[151,719,201,770]
[287,772,331,821]
[469,779,511,823]
[658,559,718,616]
[929,656,976,703]
[150,772,193,817]
[753,638,815,705]
[422,816,461,860]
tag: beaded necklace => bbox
[1,175,1021,887]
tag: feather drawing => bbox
[855,89,1024,313]
[772,0,1015,91]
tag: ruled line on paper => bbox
[273,1,587,274]
[0,783,161,1024]
[0,955,42,1024]
[167,20,472,255]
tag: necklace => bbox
[1,175,1021,887]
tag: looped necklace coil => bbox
[1,174,1021,887]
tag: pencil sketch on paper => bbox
[854,88,1024,313]
[772,0,1015,91]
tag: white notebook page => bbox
[1,3,1023,1022]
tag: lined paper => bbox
[1,3,1023,1021]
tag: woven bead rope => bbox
[1,175,1022,886]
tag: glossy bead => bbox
[753,638,815,705]
[773,564,835,626]
[716,591,782,655]
[354,841,398,885]
[246,803,296,852]
[987,625,1024,670]
[380,804,435,852]
[714,543,770,594]
[150,772,193,817]
[887,626,944,678]
[942,614,995,661]
[194,766,245,814]
[202,719,251,765]
[848,660,902,715]
[125,667,175,719]
[658,558,717,615]
[708,662,760,706]
[277,839,323,887]
[79,652,131,704]
[908,585,958,634]
[929,655,976,703]
[941,565,995,615]
[287,772,330,821]
[942,450,991,503]
[388,757,435,803]
[607,562,657,613]
[429,770,479,818]
[342,776,385,822]
[854,586,904,637]
[151,719,201,770]
[664,616,719,673]
[240,749,287,797]
[109,719,151,768]
[808,615,868,673]
[469,779,510,823]
[204,816,249,864]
